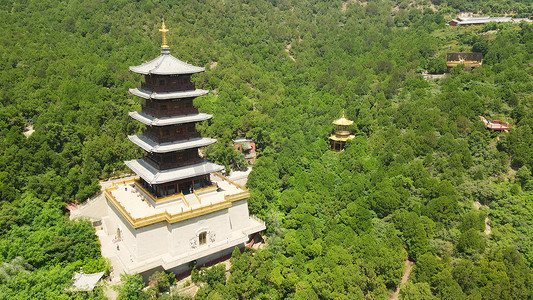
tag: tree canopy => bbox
[1,0,533,298]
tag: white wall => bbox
[107,199,138,257]
[228,200,251,230]
[135,222,170,261]
[168,208,232,256]
[106,198,256,265]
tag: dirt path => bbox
[473,201,491,235]
[390,259,414,300]
[342,0,367,11]
[285,43,295,61]
[484,216,491,235]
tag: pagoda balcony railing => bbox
[142,107,198,118]
[133,179,188,204]
[141,83,195,93]
[193,184,218,196]
[144,131,202,144]
[250,214,266,225]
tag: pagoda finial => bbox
[159,19,170,50]
[341,109,346,118]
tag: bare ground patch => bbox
[390,259,414,300]
[285,43,296,61]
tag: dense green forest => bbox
[1,0,533,298]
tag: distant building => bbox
[329,111,355,151]
[102,22,265,277]
[479,115,512,132]
[233,138,256,164]
[447,16,532,27]
[447,52,483,70]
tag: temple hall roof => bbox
[448,16,532,26]
[129,50,205,75]
[128,135,217,153]
[125,159,224,185]
[129,111,212,126]
[129,88,208,100]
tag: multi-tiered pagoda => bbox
[102,22,265,276]
[126,21,223,197]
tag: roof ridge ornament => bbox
[159,19,170,51]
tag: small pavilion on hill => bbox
[329,111,355,151]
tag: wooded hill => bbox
[1,0,533,298]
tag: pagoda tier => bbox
[129,111,213,126]
[129,48,205,75]
[128,135,217,153]
[125,159,223,185]
[130,88,208,100]
[139,97,199,118]
[143,148,203,170]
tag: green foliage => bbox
[204,140,247,171]
[427,58,447,74]
[371,184,404,218]
[456,228,487,255]
[424,196,458,223]
[191,263,202,284]
[1,0,533,298]
[459,210,486,232]
[450,63,465,76]
[400,282,437,300]
[516,165,532,190]
[147,271,176,298]
[115,273,148,300]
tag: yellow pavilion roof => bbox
[329,134,355,142]
[332,111,354,126]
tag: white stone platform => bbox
[102,173,265,275]
[106,174,245,219]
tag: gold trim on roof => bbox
[329,134,355,142]
[104,175,250,229]
[105,187,249,229]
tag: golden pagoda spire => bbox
[159,19,170,49]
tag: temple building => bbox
[233,138,257,165]
[102,22,265,276]
[329,111,355,151]
[447,16,531,27]
[446,52,483,70]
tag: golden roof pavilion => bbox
[329,111,355,151]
